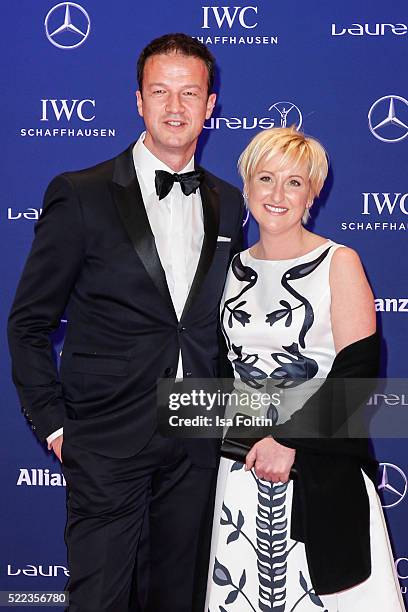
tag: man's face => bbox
[136,52,216,163]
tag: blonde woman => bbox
[206,127,404,611]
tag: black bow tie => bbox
[154,169,204,201]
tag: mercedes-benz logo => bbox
[268,101,303,130]
[45,2,91,50]
[368,95,408,143]
[378,462,407,509]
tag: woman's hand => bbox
[245,437,295,483]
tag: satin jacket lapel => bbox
[111,145,175,313]
[181,173,220,319]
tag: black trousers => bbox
[62,434,217,612]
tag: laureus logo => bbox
[331,23,407,37]
[8,564,69,577]
[204,100,302,130]
[268,101,302,129]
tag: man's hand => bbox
[245,437,295,483]
[49,434,63,462]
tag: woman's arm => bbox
[330,247,376,354]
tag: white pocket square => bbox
[217,236,231,242]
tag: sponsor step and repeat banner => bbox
[1,0,408,607]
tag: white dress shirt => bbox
[133,131,204,325]
[47,132,204,445]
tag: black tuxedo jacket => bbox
[8,143,244,465]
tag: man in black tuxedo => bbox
[8,34,244,612]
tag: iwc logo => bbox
[195,4,278,46]
[44,2,91,50]
[19,98,116,139]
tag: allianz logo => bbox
[331,23,407,36]
[17,468,66,487]
[375,299,408,313]
[7,564,69,577]
[362,193,408,215]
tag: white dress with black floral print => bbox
[206,242,404,612]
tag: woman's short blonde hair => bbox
[238,126,329,222]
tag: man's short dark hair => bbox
[137,33,215,97]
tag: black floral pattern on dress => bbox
[221,255,258,349]
[231,345,267,390]
[270,342,319,388]
[267,248,331,349]
[228,301,251,328]
[267,247,332,382]
[266,299,298,328]
[222,247,332,389]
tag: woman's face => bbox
[246,152,311,234]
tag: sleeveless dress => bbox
[205,241,405,612]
